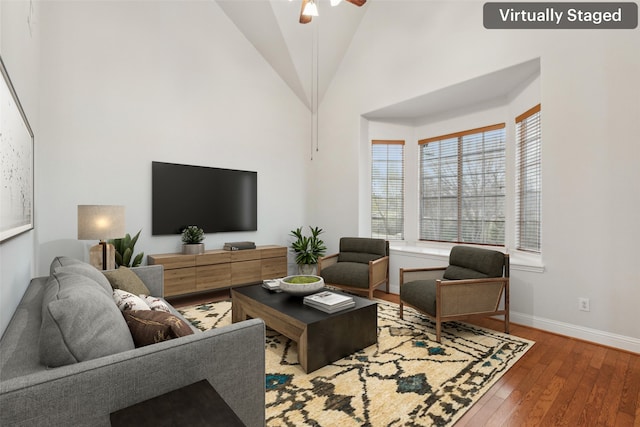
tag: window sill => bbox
[389,241,545,273]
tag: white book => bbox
[304,291,353,308]
[304,299,355,313]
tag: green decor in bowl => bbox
[279,275,324,296]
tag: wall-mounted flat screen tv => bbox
[152,161,257,235]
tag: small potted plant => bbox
[289,226,326,274]
[181,225,205,254]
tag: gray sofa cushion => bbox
[52,262,113,295]
[444,246,505,279]
[39,272,135,367]
[50,255,85,275]
[320,262,371,289]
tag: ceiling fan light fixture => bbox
[302,0,319,16]
[330,0,343,6]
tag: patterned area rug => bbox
[179,300,533,426]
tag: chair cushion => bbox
[445,246,505,279]
[320,262,371,289]
[39,272,135,367]
[400,279,437,316]
[442,266,489,280]
[338,252,383,264]
[340,237,387,254]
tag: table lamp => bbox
[77,205,125,270]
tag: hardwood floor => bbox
[171,289,640,426]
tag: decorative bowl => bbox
[279,275,325,296]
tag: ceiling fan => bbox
[298,0,367,24]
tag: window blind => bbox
[419,124,506,245]
[516,104,541,253]
[371,140,404,240]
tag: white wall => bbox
[312,1,640,351]
[0,0,40,335]
[33,1,310,277]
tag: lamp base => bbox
[89,242,116,270]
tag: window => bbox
[419,124,506,245]
[516,104,541,252]
[371,140,404,240]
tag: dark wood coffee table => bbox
[231,284,377,373]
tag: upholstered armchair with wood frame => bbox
[317,237,389,300]
[399,245,509,343]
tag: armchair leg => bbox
[505,313,510,334]
[399,302,404,319]
[435,322,442,343]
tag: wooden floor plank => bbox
[176,288,640,426]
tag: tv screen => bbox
[152,161,257,235]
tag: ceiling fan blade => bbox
[300,0,313,24]
[345,0,366,6]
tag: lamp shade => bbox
[77,205,125,240]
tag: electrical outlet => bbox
[578,297,590,312]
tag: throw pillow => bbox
[49,256,85,276]
[123,310,194,348]
[103,266,151,296]
[113,289,150,311]
[53,262,113,295]
[39,272,135,367]
[140,295,171,313]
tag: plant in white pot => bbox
[181,225,205,254]
[289,226,326,274]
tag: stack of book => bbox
[303,291,355,313]
[262,279,281,292]
[223,241,256,251]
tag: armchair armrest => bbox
[436,277,509,316]
[317,253,339,275]
[400,267,446,284]
[370,256,389,285]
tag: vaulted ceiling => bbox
[215,0,368,111]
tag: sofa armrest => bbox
[0,319,266,427]
[130,265,164,297]
[400,267,446,284]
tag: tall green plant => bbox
[289,226,326,265]
[108,229,144,268]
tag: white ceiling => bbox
[216,2,540,123]
[363,58,541,125]
[215,0,368,111]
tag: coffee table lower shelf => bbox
[231,284,377,373]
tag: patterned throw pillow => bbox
[140,295,171,313]
[123,310,194,347]
[112,289,150,311]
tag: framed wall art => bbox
[1,56,34,242]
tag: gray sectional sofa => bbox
[0,258,266,426]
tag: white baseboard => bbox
[510,311,640,354]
